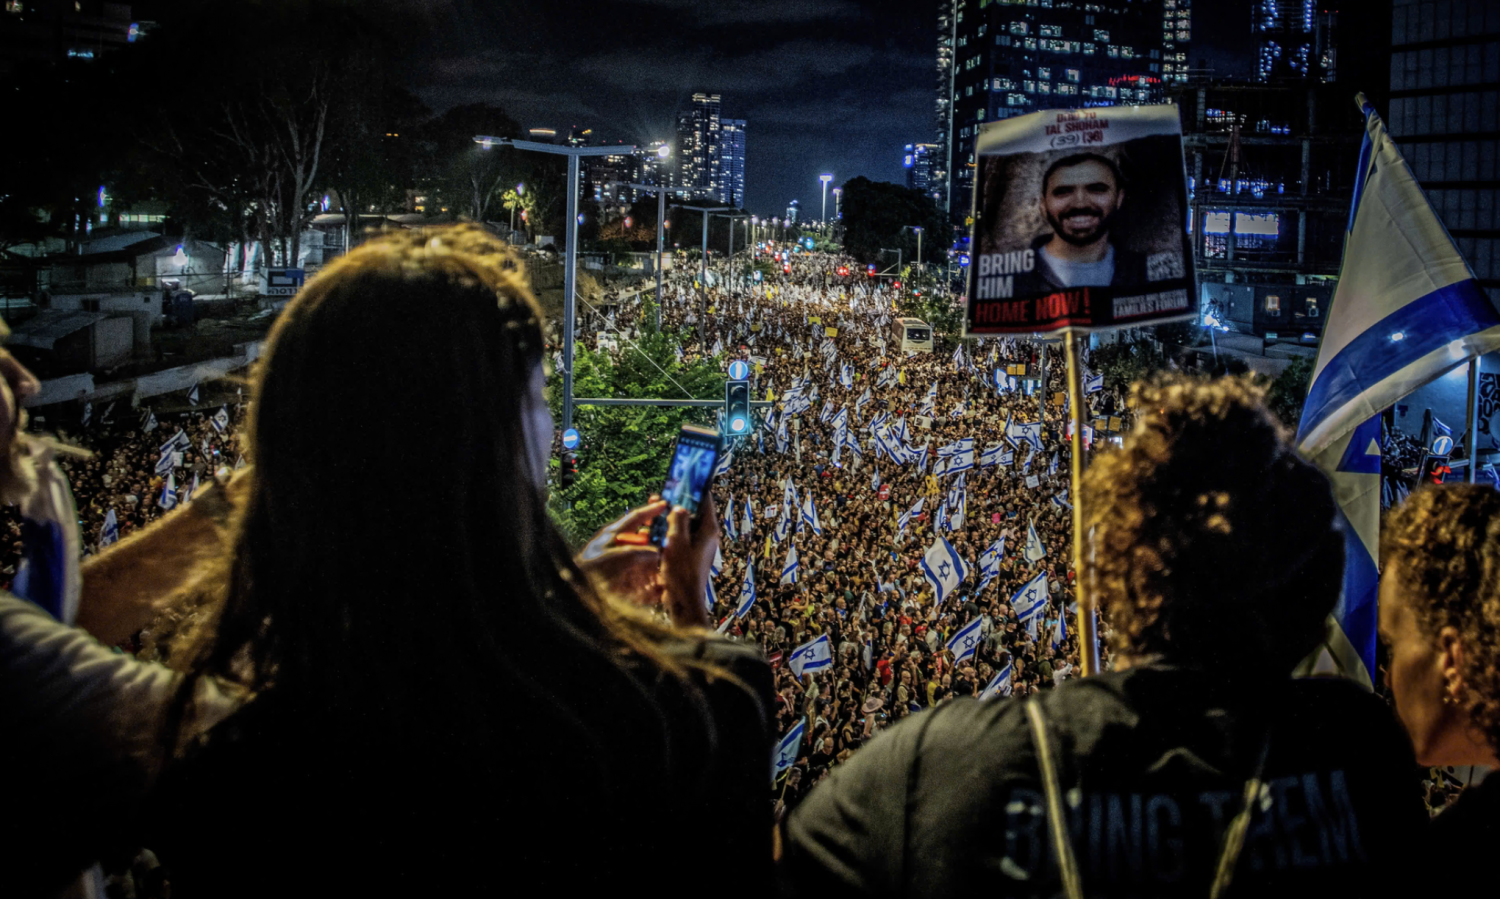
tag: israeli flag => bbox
[211,406,230,434]
[948,492,966,531]
[184,473,199,504]
[155,450,175,477]
[1048,452,1059,476]
[840,362,854,389]
[711,543,724,579]
[1024,516,1047,563]
[856,387,872,411]
[1010,421,1043,451]
[773,719,806,782]
[1052,612,1068,650]
[938,438,972,459]
[946,616,983,664]
[781,544,800,584]
[921,535,970,604]
[820,399,835,424]
[913,442,929,472]
[99,509,119,548]
[1294,97,1500,686]
[980,661,1013,700]
[736,563,757,618]
[946,472,966,509]
[11,459,84,624]
[1085,372,1104,394]
[740,498,754,537]
[141,410,158,434]
[773,512,791,545]
[919,383,937,417]
[876,365,896,388]
[775,414,790,453]
[977,537,1006,592]
[871,467,881,493]
[980,443,1005,467]
[713,449,734,479]
[948,447,975,475]
[187,383,200,405]
[897,497,924,538]
[160,428,191,455]
[1012,571,1049,629]
[723,495,737,539]
[993,367,1007,392]
[789,634,833,678]
[158,472,178,510]
[711,336,723,357]
[1051,490,1072,511]
[844,428,864,457]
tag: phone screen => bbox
[651,427,720,546]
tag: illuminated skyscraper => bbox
[718,118,747,208]
[676,92,722,201]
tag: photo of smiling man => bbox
[1017,153,1147,292]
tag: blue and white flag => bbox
[187,383,200,405]
[820,399,835,424]
[897,497,924,539]
[977,537,1006,593]
[951,342,964,369]
[980,443,1006,467]
[781,544,800,584]
[1051,490,1072,511]
[724,496,738,541]
[711,543,724,580]
[184,472,199,504]
[993,367,1007,393]
[141,410,158,434]
[1021,444,1035,474]
[789,634,833,678]
[713,448,734,479]
[99,509,119,548]
[158,472,178,511]
[948,447,975,475]
[980,662,1013,700]
[1024,516,1047,563]
[155,450,175,477]
[840,362,854,389]
[12,459,84,624]
[876,365,896,388]
[1048,452,1059,476]
[800,492,822,535]
[856,386,872,412]
[1085,372,1103,393]
[736,563,757,618]
[1294,97,1500,686]
[1010,420,1043,451]
[938,438,971,459]
[946,616,983,664]
[740,497,753,538]
[773,719,806,782]
[1012,571,1049,631]
[775,413,790,454]
[211,406,230,434]
[871,467,881,493]
[160,428,191,456]
[918,383,937,417]
[948,491,966,531]
[1052,611,1069,650]
[921,535,969,604]
[80,402,91,428]
[946,472,966,510]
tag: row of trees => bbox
[0,0,568,260]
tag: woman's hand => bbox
[576,500,668,607]
[660,492,718,630]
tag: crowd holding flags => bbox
[980,660,1013,699]
[1012,572,1050,638]
[920,536,970,605]
[1295,95,1500,686]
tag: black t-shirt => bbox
[148,637,774,898]
[782,664,1424,898]
[1427,770,1500,859]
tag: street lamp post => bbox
[674,204,733,349]
[819,174,833,236]
[832,187,842,232]
[625,175,682,332]
[476,135,634,432]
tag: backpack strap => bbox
[1208,732,1272,899]
[1025,698,1084,899]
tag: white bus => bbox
[892,317,934,353]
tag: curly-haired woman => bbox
[1380,484,1500,853]
[781,376,1425,898]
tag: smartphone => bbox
[649,424,722,547]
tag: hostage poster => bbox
[963,104,1196,336]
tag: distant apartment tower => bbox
[718,119,747,208]
[785,199,800,225]
[945,0,1167,225]
[934,0,958,216]
[904,143,941,200]
[1163,0,1190,83]
[677,92,722,201]
[1388,0,1500,301]
[1254,0,1338,82]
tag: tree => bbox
[1267,355,1315,430]
[419,104,526,222]
[838,177,947,266]
[547,312,725,542]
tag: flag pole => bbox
[1063,328,1101,676]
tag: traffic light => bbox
[725,380,751,436]
[560,451,580,487]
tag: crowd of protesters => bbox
[573,250,1126,811]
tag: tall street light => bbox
[625,173,683,331]
[475,135,634,432]
[832,187,842,226]
[819,174,834,236]
[674,204,733,349]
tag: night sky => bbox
[147,0,1254,217]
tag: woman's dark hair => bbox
[1383,484,1500,756]
[1081,375,1343,675]
[168,226,714,783]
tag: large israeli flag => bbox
[1295,96,1500,686]
[921,535,970,604]
[1012,571,1049,632]
[789,634,833,678]
[1024,516,1047,563]
[948,447,975,475]
[735,563,757,618]
[980,443,1005,467]
[158,472,178,511]
[946,616,984,664]
[980,661,1013,700]
[800,493,822,535]
[773,719,806,782]
[781,544,800,585]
